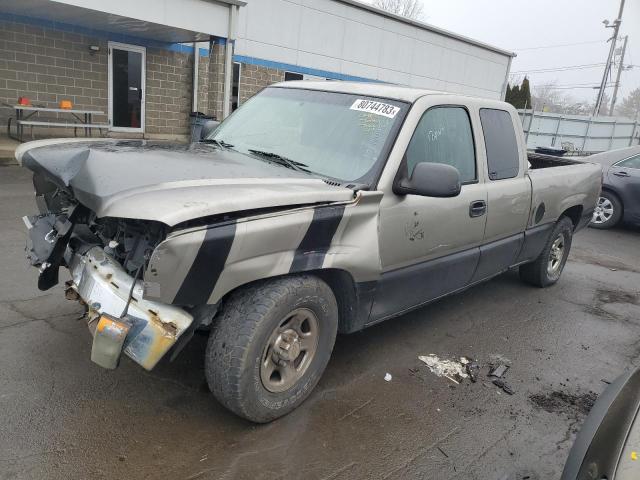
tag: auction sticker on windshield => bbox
[350,99,400,119]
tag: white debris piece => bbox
[418,354,469,383]
[384,373,392,382]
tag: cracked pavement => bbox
[1,165,639,479]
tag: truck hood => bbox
[17,139,353,226]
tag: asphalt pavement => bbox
[1,165,639,480]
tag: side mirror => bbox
[200,120,220,141]
[394,162,461,197]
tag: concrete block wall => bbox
[238,63,284,106]
[207,43,226,121]
[0,18,220,139]
[0,17,284,140]
[0,19,109,131]
[145,48,193,136]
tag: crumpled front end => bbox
[67,247,193,370]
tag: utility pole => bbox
[609,35,628,116]
[593,0,625,116]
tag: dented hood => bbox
[17,139,353,226]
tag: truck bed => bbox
[526,153,601,227]
[528,152,586,169]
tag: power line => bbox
[534,82,616,90]
[514,39,606,51]
[511,63,606,74]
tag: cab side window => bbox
[405,106,476,183]
[480,108,519,180]
[617,154,640,169]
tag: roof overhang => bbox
[0,0,245,43]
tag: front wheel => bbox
[205,275,338,423]
[519,217,574,287]
[590,191,622,229]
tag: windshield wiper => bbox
[202,138,235,149]
[248,149,311,173]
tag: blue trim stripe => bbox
[233,55,383,83]
[0,12,214,57]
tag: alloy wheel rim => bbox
[260,308,319,393]
[592,197,614,224]
[547,234,565,275]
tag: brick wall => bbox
[0,19,108,132]
[238,63,284,106]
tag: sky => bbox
[362,0,640,105]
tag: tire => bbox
[590,191,622,229]
[519,216,574,288]
[205,275,338,423]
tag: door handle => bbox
[469,200,487,218]
[613,171,629,177]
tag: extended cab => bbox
[17,82,602,422]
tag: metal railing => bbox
[517,109,640,155]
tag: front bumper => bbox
[67,247,193,370]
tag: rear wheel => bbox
[519,216,573,287]
[205,275,338,423]
[590,191,622,229]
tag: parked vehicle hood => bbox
[16,139,353,226]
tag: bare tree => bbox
[615,87,640,120]
[531,83,562,112]
[531,81,612,116]
[373,0,424,20]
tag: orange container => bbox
[17,97,31,106]
[59,99,73,109]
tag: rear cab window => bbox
[405,106,477,183]
[479,109,520,180]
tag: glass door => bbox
[108,42,145,132]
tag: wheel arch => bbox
[560,204,583,230]
[601,186,624,213]
[213,268,372,335]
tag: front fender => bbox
[143,191,383,306]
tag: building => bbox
[0,0,515,141]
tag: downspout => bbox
[222,5,238,119]
[192,42,199,112]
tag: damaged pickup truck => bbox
[18,82,602,422]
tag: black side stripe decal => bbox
[290,205,345,273]
[173,222,236,305]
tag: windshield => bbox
[209,87,408,184]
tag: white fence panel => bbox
[518,110,640,154]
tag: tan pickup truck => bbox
[18,82,601,422]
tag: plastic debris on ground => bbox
[489,364,509,378]
[416,353,516,394]
[418,354,469,384]
[492,378,515,395]
[384,373,392,382]
[466,359,481,382]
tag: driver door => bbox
[371,104,487,321]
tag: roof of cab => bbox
[270,81,453,103]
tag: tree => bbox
[505,83,512,103]
[520,77,532,110]
[505,78,532,110]
[511,84,521,108]
[373,0,424,20]
[615,87,640,119]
